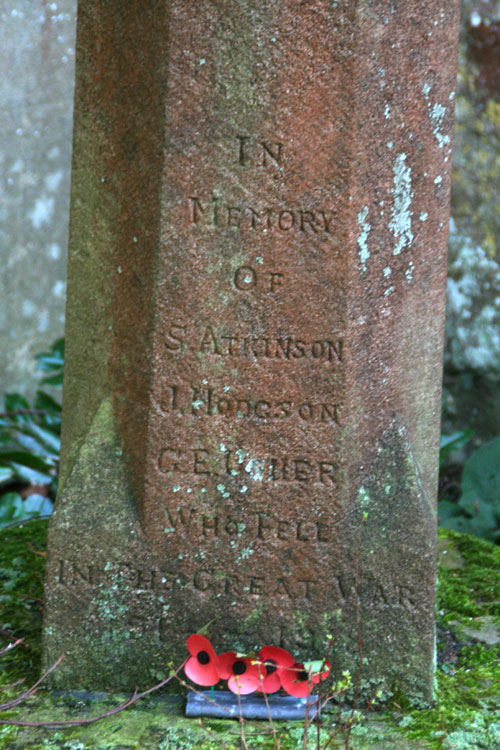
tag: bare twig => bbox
[0,679,25,693]
[0,409,52,418]
[314,636,335,749]
[0,659,187,727]
[302,700,309,750]
[0,639,24,657]
[0,656,63,711]
[343,513,367,750]
[236,690,248,750]
[0,515,53,531]
[198,718,233,750]
[173,673,233,717]
[263,689,280,750]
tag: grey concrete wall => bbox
[0,0,75,399]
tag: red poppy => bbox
[218,651,261,694]
[280,660,331,698]
[184,634,220,686]
[255,645,295,693]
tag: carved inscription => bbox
[216,622,320,655]
[164,508,333,543]
[165,324,343,364]
[233,265,284,292]
[55,562,420,615]
[192,569,319,600]
[189,197,332,234]
[236,135,283,167]
[54,560,327,603]
[56,560,165,591]
[157,446,336,484]
[156,127,345,599]
[161,385,340,424]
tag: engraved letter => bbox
[261,141,283,166]
[165,325,185,352]
[189,197,205,223]
[234,266,257,290]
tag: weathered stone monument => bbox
[43,1,460,703]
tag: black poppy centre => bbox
[233,660,247,675]
[265,659,277,675]
[197,650,210,665]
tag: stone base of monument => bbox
[185,690,321,720]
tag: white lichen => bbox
[389,153,413,256]
[357,206,371,273]
[245,458,264,482]
[405,260,415,284]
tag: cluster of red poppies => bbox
[184,634,331,698]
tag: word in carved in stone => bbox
[233,265,284,292]
[55,560,166,591]
[165,324,344,364]
[161,385,340,424]
[236,135,284,167]
[157,447,337,484]
[189,197,333,234]
[192,569,320,600]
[163,507,333,543]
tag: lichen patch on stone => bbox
[357,206,371,273]
[389,154,413,256]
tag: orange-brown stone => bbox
[43,0,460,703]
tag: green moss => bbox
[2,523,500,748]
[0,519,48,684]
[390,529,500,749]
[437,528,500,622]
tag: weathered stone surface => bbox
[43,0,460,703]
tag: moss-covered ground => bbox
[1,520,499,749]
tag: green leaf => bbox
[439,430,474,466]
[5,431,52,459]
[443,437,500,542]
[35,338,65,371]
[0,450,55,472]
[39,372,64,387]
[23,494,53,516]
[438,499,462,522]
[302,660,326,674]
[460,438,500,506]
[22,424,61,454]
[3,393,31,422]
[9,462,54,486]
[0,493,24,523]
[442,514,499,544]
[33,390,62,414]
[196,620,215,637]
[0,429,14,444]
[0,466,15,485]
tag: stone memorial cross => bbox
[43,0,460,704]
